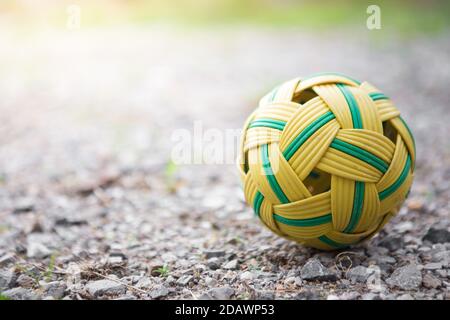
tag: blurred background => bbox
[0,0,449,300]
[1,0,449,180]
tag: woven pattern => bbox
[238,73,416,250]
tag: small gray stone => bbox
[42,281,67,299]
[240,271,255,281]
[207,287,235,300]
[194,264,207,272]
[284,276,296,285]
[16,274,35,288]
[436,269,447,277]
[13,198,35,214]
[165,275,176,285]
[378,235,404,251]
[393,221,414,233]
[423,228,450,244]
[0,269,15,290]
[294,289,321,300]
[202,195,226,210]
[431,250,449,266]
[176,275,193,286]
[136,277,152,289]
[387,264,422,290]
[161,253,177,263]
[114,295,137,300]
[397,294,414,300]
[423,262,443,270]
[222,259,238,270]
[0,253,15,267]
[197,293,211,300]
[422,274,441,289]
[361,293,381,300]
[255,291,275,300]
[150,284,169,299]
[107,256,126,266]
[371,255,396,265]
[203,250,225,259]
[204,277,217,287]
[85,279,126,297]
[27,242,51,259]
[207,258,221,270]
[1,287,37,300]
[339,292,360,300]
[301,259,337,282]
[347,266,374,284]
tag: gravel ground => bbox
[0,27,449,300]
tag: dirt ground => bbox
[0,26,449,300]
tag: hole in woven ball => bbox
[382,120,398,143]
[294,89,318,104]
[303,168,331,195]
[243,151,249,174]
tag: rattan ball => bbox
[237,73,415,250]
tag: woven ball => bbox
[237,73,415,250]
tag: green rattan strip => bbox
[369,92,389,101]
[330,138,389,173]
[344,181,365,233]
[283,111,336,161]
[379,155,411,200]
[261,144,289,203]
[337,84,363,129]
[249,119,286,131]
[253,191,264,216]
[273,213,332,227]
